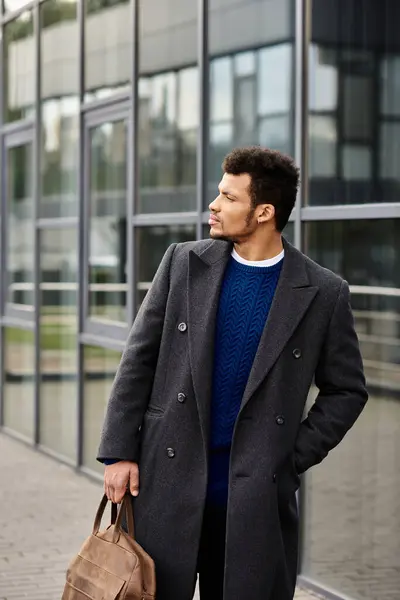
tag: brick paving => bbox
[0,434,320,600]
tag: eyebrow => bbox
[218,187,238,200]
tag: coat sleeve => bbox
[294,279,368,475]
[96,243,177,463]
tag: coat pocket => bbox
[144,405,165,418]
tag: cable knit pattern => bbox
[207,255,283,505]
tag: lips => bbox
[209,214,220,225]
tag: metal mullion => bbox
[132,212,198,226]
[84,102,130,129]
[296,0,311,580]
[4,305,35,322]
[33,0,40,447]
[128,0,138,322]
[301,203,400,221]
[36,217,79,229]
[85,320,128,343]
[77,0,85,468]
[81,92,131,116]
[0,18,3,128]
[0,324,3,427]
[294,0,310,251]
[79,331,125,353]
[197,0,209,240]
[3,124,33,146]
[0,136,5,315]
[0,314,35,330]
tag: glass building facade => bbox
[0,1,399,598]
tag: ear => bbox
[256,204,275,224]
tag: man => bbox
[98,147,368,600]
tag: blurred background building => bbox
[0,1,399,598]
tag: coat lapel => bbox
[188,241,232,451]
[240,239,319,410]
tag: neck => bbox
[233,232,283,262]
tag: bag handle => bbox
[113,494,135,543]
[93,494,135,541]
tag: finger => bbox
[105,484,112,502]
[130,466,139,496]
[114,486,125,504]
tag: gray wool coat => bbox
[97,237,368,600]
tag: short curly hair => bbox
[222,146,300,232]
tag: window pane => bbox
[259,116,291,155]
[40,0,79,218]
[258,44,292,116]
[379,122,400,198]
[210,58,233,122]
[83,346,122,473]
[3,11,35,123]
[39,228,77,461]
[137,0,198,213]
[381,56,400,117]
[208,0,295,209]
[3,327,35,440]
[309,0,400,204]
[135,225,196,309]
[303,219,400,600]
[84,0,131,101]
[89,120,128,323]
[341,145,372,181]
[6,142,34,308]
[309,46,338,111]
[309,116,337,179]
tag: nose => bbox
[209,195,220,212]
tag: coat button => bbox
[293,348,301,359]
[276,415,285,426]
[166,448,175,458]
[178,322,187,332]
[177,392,186,403]
[272,473,277,483]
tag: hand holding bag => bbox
[62,493,156,599]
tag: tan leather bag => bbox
[62,494,156,600]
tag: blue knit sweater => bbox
[207,253,283,505]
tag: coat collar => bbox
[187,237,319,450]
[190,236,311,287]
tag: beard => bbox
[209,206,256,243]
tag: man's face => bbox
[208,172,258,242]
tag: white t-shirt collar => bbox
[231,247,285,268]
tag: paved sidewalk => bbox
[0,434,321,600]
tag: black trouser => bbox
[197,503,227,600]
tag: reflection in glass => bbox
[3,0,30,11]
[309,0,400,204]
[136,225,196,308]
[40,0,79,218]
[39,228,77,461]
[3,328,35,440]
[6,143,34,308]
[84,0,131,101]
[89,120,127,323]
[205,34,294,209]
[83,346,122,473]
[258,44,292,115]
[259,116,290,155]
[3,11,35,122]
[303,219,400,600]
[137,0,198,213]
